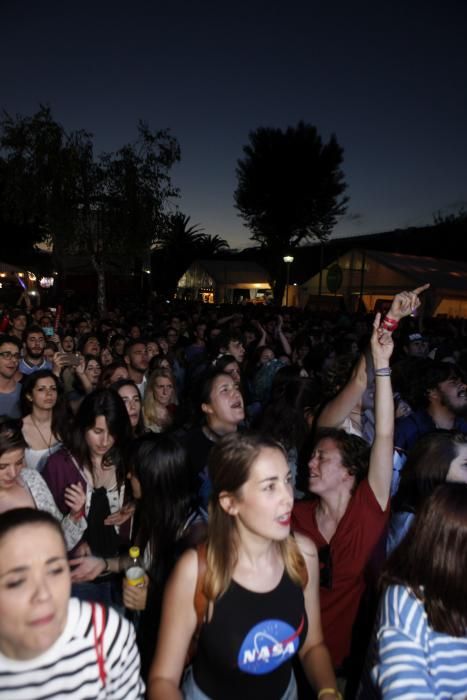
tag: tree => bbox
[196,233,230,258]
[152,214,204,297]
[74,123,180,311]
[151,216,230,297]
[0,106,180,312]
[234,121,348,302]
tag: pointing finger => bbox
[413,283,430,295]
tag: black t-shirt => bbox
[193,571,308,699]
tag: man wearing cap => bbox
[403,331,429,358]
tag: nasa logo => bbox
[237,617,304,675]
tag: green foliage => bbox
[235,121,348,251]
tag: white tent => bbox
[300,249,467,317]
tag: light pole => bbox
[283,255,294,307]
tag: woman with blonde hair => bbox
[148,432,339,700]
[143,368,177,433]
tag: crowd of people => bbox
[0,286,467,699]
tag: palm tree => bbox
[196,233,230,258]
[152,213,204,296]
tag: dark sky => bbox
[1,0,466,248]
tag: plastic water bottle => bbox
[125,546,145,587]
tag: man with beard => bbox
[19,325,52,376]
[124,339,149,397]
[394,359,467,455]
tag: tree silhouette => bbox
[152,216,230,297]
[235,121,348,302]
[0,106,180,312]
[152,213,204,297]
[196,233,230,257]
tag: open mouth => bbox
[277,513,291,526]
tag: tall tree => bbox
[234,121,348,302]
[152,213,204,297]
[196,233,230,258]
[0,107,180,312]
[151,216,230,297]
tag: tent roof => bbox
[362,250,467,292]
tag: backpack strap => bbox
[91,602,107,687]
[186,542,208,665]
[194,542,208,626]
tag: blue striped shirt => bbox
[372,584,467,699]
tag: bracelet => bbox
[381,315,399,331]
[317,689,343,700]
[375,367,392,376]
[101,557,110,574]
[71,507,85,521]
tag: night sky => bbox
[1,0,466,249]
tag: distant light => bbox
[53,271,59,276]
[18,272,24,278]
[40,277,55,288]
[29,290,38,296]
[293,283,297,286]
[283,255,294,264]
[28,272,37,282]
[143,268,151,275]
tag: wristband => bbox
[381,315,399,331]
[71,507,85,521]
[375,367,392,376]
[317,689,343,700]
[102,557,110,574]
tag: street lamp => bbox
[283,255,294,307]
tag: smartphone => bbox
[43,326,55,337]
[59,353,81,366]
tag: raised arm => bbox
[317,350,368,429]
[367,313,394,509]
[318,284,430,431]
[276,315,292,356]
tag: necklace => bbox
[30,415,53,450]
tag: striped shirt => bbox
[0,598,145,699]
[372,584,467,699]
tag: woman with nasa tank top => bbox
[148,433,340,700]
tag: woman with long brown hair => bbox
[372,483,467,698]
[20,370,69,471]
[148,432,339,700]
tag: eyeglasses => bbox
[0,351,21,361]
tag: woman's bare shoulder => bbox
[293,531,318,560]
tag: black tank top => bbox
[193,570,308,700]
